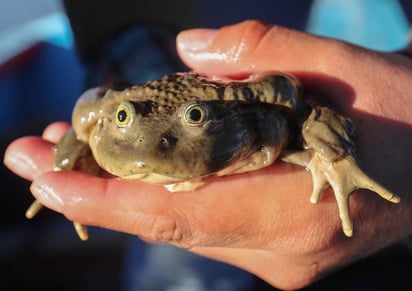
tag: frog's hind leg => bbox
[282,106,400,237]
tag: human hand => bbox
[5,21,412,289]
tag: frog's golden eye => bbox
[183,103,208,126]
[115,103,133,127]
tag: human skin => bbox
[4,21,412,289]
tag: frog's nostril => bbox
[159,134,178,150]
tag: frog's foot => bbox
[283,151,400,237]
[26,199,89,241]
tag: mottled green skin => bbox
[56,73,299,182]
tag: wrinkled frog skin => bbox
[27,73,400,240]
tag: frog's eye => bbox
[115,103,133,127]
[183,103,208,126]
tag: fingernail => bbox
[177,29,218,52]
[30,181,65,211]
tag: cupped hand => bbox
[4,21,412,289]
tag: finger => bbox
[42,122,71,143]
[177,20,336,77]
[177,20,369,113]
[30,164,329,249]
[4,136,55,180]
[30,171,187,243]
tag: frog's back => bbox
[121,73,301,111]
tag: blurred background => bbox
[0,0,411,290]
[0,1,128,290]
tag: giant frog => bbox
[26,72,400,240]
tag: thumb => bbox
[177,20,335,77]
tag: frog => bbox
[25,72,400,240]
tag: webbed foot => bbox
[283,150,400,237]
[282,104,400,237]
[308,153,400,236]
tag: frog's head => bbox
[72,87,260,182]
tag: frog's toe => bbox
[73,222,88,241]
[306,154,399,237]
[281,150,327,204]
[310,174,329,204]
[338,157,401,205]
[25,199,44,219]
[332,186,354,237]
